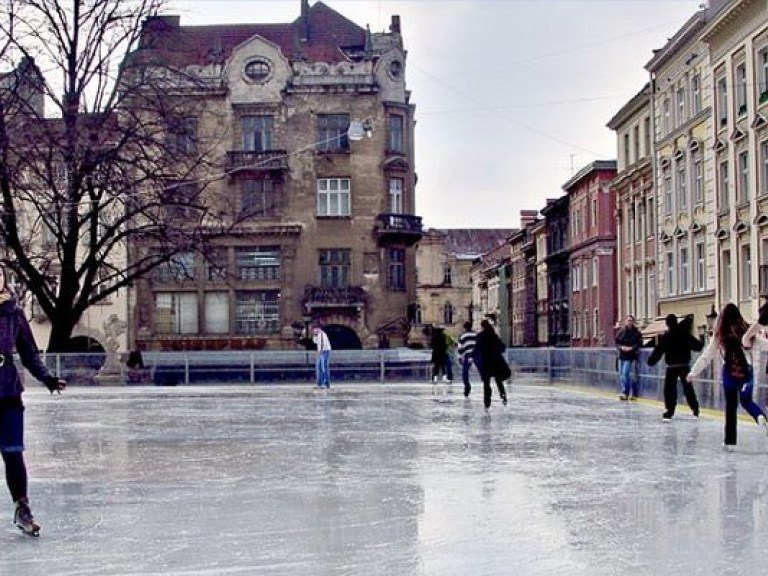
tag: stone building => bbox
[508,210,539,347]
[125,1,421,351]
[646,6,717,337]
[541,195,570,346]
[564,161,617,347]
[607,84,658,330]
[413,228,512,347]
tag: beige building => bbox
[126,3,421,351]
[413,229,512,347]
[703,0,768,321]
[646,7,717,337]
[532,218,549,345]
[608,85,658,329]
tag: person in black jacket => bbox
[615,314,643,400]
[472,319,511,410]
[0,265,65,536]
[647,314,703,421]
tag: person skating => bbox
[0,265,66,535]
[312,325,332,389]
[647,314,703,421]
[688,303,768,450]
[472,319,511,410]
[457,321,477,397]
[429,326,449,387]
[615,314,643,400]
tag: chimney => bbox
[300,0,310,43]
[390,15,401,34]
[520,210,538,227]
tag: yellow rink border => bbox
[550,381,759,424]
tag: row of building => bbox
[414,0,768,348]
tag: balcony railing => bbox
[226,150,288,173]
[303,286,366,310]
[374,213,423,246]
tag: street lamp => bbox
[706,304,718,336]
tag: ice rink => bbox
[2,382,768,575]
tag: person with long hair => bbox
[688,303,768,450]
[472,319,511,411]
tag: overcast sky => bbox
[168,0,702,229]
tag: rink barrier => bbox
[20,348,768,407]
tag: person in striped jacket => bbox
[457,322,477,397]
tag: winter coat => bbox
[0,297,55,399]
[647,326,704,368]
[430,329,448,366]
[690,334,768,382]
[615,326,643,361]
[472,328,511,382]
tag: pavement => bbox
[1,382,768,575]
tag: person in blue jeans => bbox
[689,303,768,450]
[312,326,332,389]
[615,315,643,400]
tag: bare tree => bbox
[0,0,232,351]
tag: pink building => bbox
[564,161,618,347]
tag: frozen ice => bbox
[0,382,767,575]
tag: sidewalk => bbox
[1,382,767,576]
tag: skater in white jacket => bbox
[687,303,768,449]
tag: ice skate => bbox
[758,414,768,436]
[14,499,40,537]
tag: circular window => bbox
[244,59,272,83]
[388,59,402,79]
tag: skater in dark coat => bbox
[0,264,66,535]
[472,319,511,410]
[429,327,449,384]
[647,314,703,420]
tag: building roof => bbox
[425,228,515,259]
[130,1,367,68]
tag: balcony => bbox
[374,213,423,246]
[303,286,366,311]
[225,150,288,173]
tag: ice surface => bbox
[0,383,766,575]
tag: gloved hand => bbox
[44,376,66,395]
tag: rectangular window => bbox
[205,250,228,282]
[644,116,651,157]
[592,257,598,287]
[636,271,645,320]
[316,114,349,152]
[154,292,198,334]
[317,178,351,216]
[677,163,687,210]
[389,177,404,213]
[719,161,729,209]
[204,292,229,334]
[693,159,703,204]
[759,47,768,103]
[242,179,278,217]
[739,151,749,203]
[647,197,655,237]
[680,246,690,293]
[761,140,768,195]
[235,247,280,281]
[389,248,405,291]
[624,133,631,166]
[663,167,673,214]
[695,241,706,291]
[319,249,350,288]
[633,126,640,165]
[235,290,279,334]
[241,116,274,152]
[722,250,732,303]
[741,244,752,301]
[155,252,195,283]
[162,182,199,221]
[443,262,452,285]
[388,115,404,152]
[676,85,685,126]
[736,63,747,116]
[717,76,728,128]
[691,74,701,115]
[167,116,197,154]
[666,251,676,296]
[662,98,671,134]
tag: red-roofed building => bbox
[127,1,421,350]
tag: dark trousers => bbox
[1,452,27,502]
[723,367,765,446]
[663,365,699,417]
[461,356,472,396]
[482,376,507,409]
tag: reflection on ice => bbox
[0,384,765,575]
